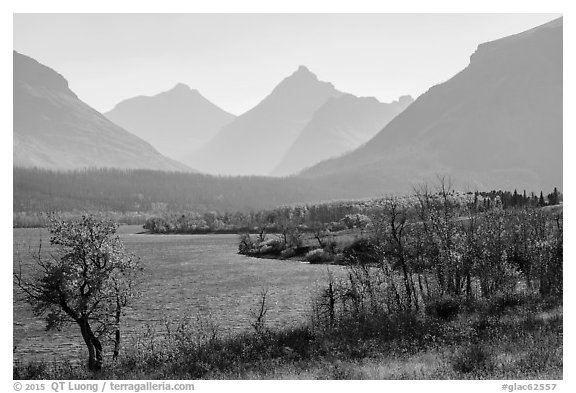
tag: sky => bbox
[13,13,560,115]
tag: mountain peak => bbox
[105,80,235,162]
[188,64,342,176]
[297,65,311,73]
[166,83,204,99]
[290,65,318,81]
[171,82,193,92]
[397,95,414,105]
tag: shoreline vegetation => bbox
[14,290,563,380]
[13,183,563,379]
[13,184,561,230]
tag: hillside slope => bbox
[187,66,343,176]
[13,51,189,171]
[105,84,235,161]
[271,94,413,176]
[301,18,562,193]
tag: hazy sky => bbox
[14,13,560,115]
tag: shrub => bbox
[287,231,304,248]
[451,343,493,374]
[13,362,47,380]
[305,249,333,264]
[257,238,284,255]
[328,221,347,232]
[341,214,371,229]
[425,295,461,320]
[487,292,525,315]
[280,247,296,259]
[293,246,311,256]
[341,238,380,265]
[324,240,338,254]
[333,253,345,264]
[238,233,254,254]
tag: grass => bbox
[14,294,562,380]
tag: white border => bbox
[2,1,573,392]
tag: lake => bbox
[13,225,343,364]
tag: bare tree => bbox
[311,222,328,249]
[414,177,461,297]
[257,225,267,242]
[250,287,270,334]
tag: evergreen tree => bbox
[523,190,527,205]
[547,187,560,205]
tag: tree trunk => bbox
[409,273,419,311]
[328,281,335,326]
[437,264,445,295]
[79,319,103,371]
[399,256,413,310]
[113,329,120,361]
[466,273,472,301]
[454,267,462,298]
[417,273,426,302]
[113,299,122,361]
[389,276,402,312]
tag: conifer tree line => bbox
[14,167,561,230]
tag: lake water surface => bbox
[13,226,343,363]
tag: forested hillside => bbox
[13,167,333,214]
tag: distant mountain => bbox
[271,94,413,176]
[187,66,343,176]
[105,84,235,161]
[300,17,562,194]
[13,51,189,171]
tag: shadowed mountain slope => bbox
[271,94,413,176]
[300,17,562,194]
[13,51,189,171]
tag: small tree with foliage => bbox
[14,215,142,371]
